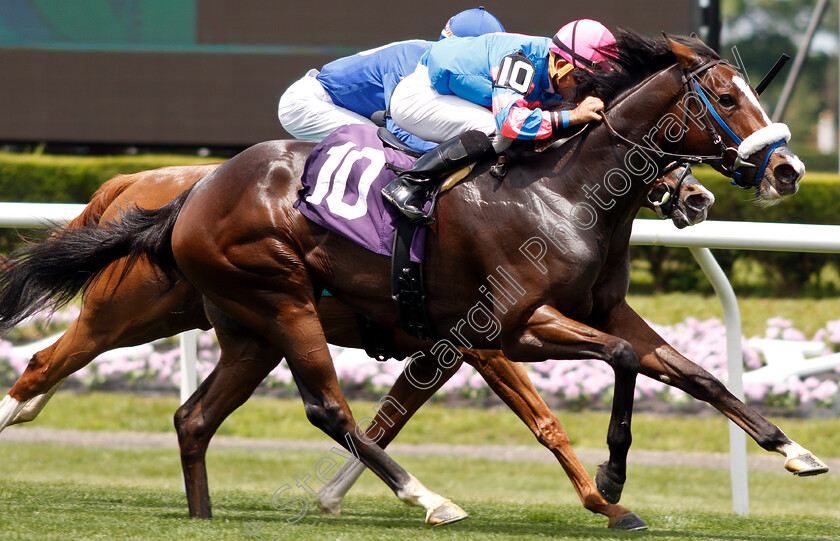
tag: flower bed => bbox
[1,309,838,415]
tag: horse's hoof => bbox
[609,512,648,531]
[316,497,341,515]
[596,464,624,504]
[425,500,468,526]
[785,453,829,476]
[189,511,212,520]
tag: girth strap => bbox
[391,220,433,341]
[356,313,397,362]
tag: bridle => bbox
[599,51,791,194]
[649,162,692,219]
[687,66,789,191]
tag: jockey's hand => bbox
[569,96,605,125]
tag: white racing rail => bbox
[4,202,840,515]
[632,219,840,515]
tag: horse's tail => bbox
[0,185,194,335]
[66,172,141,229]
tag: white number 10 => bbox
[306,142,387,220]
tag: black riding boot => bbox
[382,130,494,224]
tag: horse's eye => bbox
[717,94,736,107]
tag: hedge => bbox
[2,153,836,218]
[1,153,838,294]
[634,166,840,294]
[0,152,221,253]
[0,152,219,203]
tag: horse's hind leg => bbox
[185,277,464,524]
[0,325,100,430]
[1,316,119,430]
[604,301,828,476]
[466,349,646,530]
[503,305,640,505]
[11,377,66,423]
[174,306,278,519]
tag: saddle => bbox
[295,125,440,360]
[297,125,488,356]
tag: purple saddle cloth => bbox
[295,124,427,263]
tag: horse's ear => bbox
[690,32,709,47]
[662,33,702,70]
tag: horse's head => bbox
[667,38,804,203]
[646,165,715,229]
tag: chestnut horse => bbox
[0,32,826,526]
[0,162,710,530]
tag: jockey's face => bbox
[549,54,577,100]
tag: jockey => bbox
[276,7,505,152]
[382,19,617,223]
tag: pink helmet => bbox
[550,19,616,71]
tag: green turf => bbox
[626,292,840,338]
[15,392,840,459]
[0,442,836,540]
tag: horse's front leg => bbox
[466,349,646,530]
[503,305,640,504]
[603,300,828,476]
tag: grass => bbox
[0,442,837,540]
[626,292,840,338]
[14,392,840,459]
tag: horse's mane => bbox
[573,29,720,106]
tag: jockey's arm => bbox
[493,89,559,140]
[493,88,603,140]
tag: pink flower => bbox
[745,382,768,402]
[767,317,794,328]
[781,328,807,341]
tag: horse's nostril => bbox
[686,194,710,211]
[774,163,799,185]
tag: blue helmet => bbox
[439,7,505,40]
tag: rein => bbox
[599,114,721,166]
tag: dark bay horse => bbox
[2,161,710,423]
[0,32,826,525]
[0,162,710,530]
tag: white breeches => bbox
[390,64,512,153]
[277,70,377,141]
